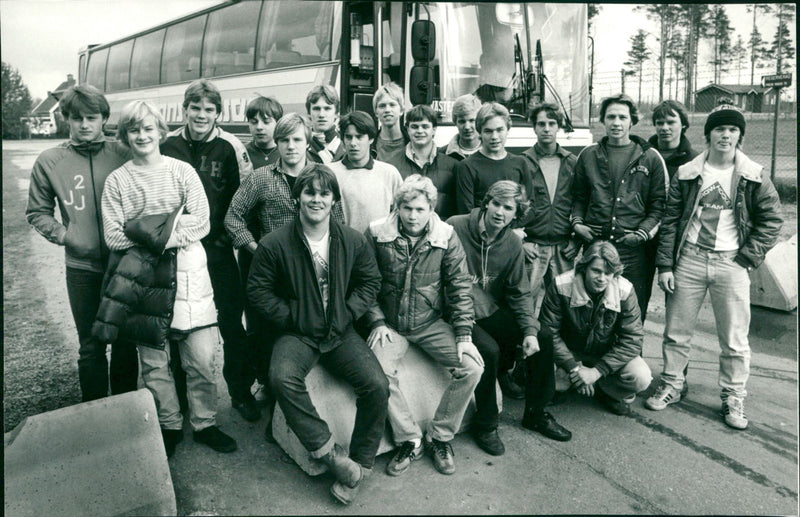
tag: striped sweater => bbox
[102,156,210,251]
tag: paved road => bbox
[4,140,798,515]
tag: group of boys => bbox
[27,75,782,506]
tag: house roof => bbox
[51,75,76,98]
[695,83,769,95]
[31,95,58,117]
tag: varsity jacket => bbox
[161,126,252,247]
[572,135,668,242]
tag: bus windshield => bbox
[429,2,588,128]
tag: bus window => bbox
[202,1,261,77]
[79,54,87,84]
[255,1,334,71]
[85,47,109,90]
[131,29,165,89]
[161,15,207,84]
[106,39,134,92]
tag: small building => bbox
[28,74,76,136]
[694,83,774,113]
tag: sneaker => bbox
[161,428,183,458]
[722,396,748,430]
[193,426,237,453]
[498,371,525,400]
[425,435,455,475]
[320,443,362,487]
[470,428,505,456]
[232,397,261,422]
[594,387,631,416]
[521,411,572,442]
[331,466,371,505]
[253,382,270,404]
[644,382,684,411]
[386,440,424,476]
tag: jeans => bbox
[596,356,652,403]
[661,243,751,399]
[138,327,218,431]
[372,318,484,443]
[205,244,254,403]
[525,241,576,322]
[269,325,389,468]
[610,240,653,322]
[66,267,138,401]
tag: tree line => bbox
[591,4,795,108]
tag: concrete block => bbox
[272,338,502,476]
[4,389,176,516]
[750,234,797,311]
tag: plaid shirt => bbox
[224,161,343,249]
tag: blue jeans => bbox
[269,325,389,468]
[661,243,751,399]
[524,241,577,323]
[66,267,138,401]
[138,327,219,431]
[372,318,484,443]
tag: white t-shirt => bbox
[686,161,739,251]
[305,230,331,312]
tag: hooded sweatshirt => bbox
[447,208,537,335]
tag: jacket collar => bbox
[676,149,763,183]
[405,141,437,167]
[178,125,219,144]
[569,273,622,313]
[522,142,570,164]
[647,133,694,158]
[370,210,451,249]
[444,134,480,158]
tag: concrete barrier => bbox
[750,234,797,311]
[4,389,176,516]
[272,339,502,475]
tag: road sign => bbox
[762,73,792,88]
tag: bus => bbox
[79,1,591,152]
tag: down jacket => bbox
[93,209,180,349]
[656,149,783,272]
[365,211,474,337]
[539,269,643,376]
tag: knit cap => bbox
[704,104,746,136]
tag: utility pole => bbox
[769,6,783,181]
[621,69,626,94]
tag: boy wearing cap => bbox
[646,104,782,430]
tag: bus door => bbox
[341,1,406,116]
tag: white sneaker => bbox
[722,396,748,430]
[644,382,682,411]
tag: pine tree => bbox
[767,4,795,73]
[667,30,687,100]
[747,4,773,84]
[710,5,734,84]
[624,30,651,105]
[588,4,602,34]
[2,62,33,140]
[635,5,677,103]
[731,35,748,84]
[676,5,710,109]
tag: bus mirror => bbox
[411,20,435,62]
[409,65,434,105]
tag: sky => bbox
[0,1,794,103]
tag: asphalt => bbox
[4,140,798,515]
